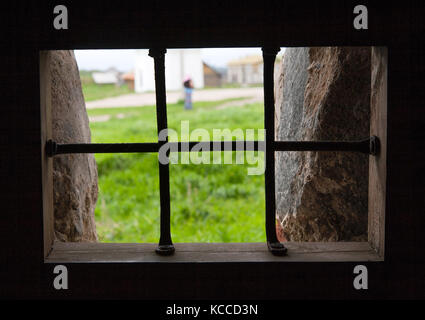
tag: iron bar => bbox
[149,48,175,256]
[262,46,288,256]
[47,141,158,155]
[273,136,379,155]
[46,137,378,157]
[47,140,261,156]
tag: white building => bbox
[92,67,121,85]
[227,55,263,85]
[134,49,204,92]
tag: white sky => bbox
[74,48,284,72]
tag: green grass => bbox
[88,99,266,243]
[82,82,133,102]
[80,70,134,102]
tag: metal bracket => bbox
[155,244,175,256]
[267,241,288,256]
[369,135,380,155]
[262,46,281,57]
[45,139,57,157]
[148,48,167,58]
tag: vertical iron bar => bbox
[149,48,175,255]
[262,46,287,256]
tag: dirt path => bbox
[89,96,264,122]
[86,87,263,109]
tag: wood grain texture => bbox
[40,51,55,257]
[46,242,382,263]
[368,47,387,257]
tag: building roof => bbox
[121,72,135,81]
[227,55,263,67]
[203,62,226,76]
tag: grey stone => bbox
[50,50,98,242]
[275,47,370,241]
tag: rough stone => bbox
[275,47,370,241]
[50,50,98,242]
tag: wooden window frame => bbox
[40,47,387,264]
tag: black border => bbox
[1,0,424,299]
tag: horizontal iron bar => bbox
[46,140,261,156]
[46,136,378,157]
[50,142,159,155]
[176,141,261,152]
[273,136,378,154]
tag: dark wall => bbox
[1,0,425,299]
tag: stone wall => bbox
[275,47,370,241]
[50,50,98,242]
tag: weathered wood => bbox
[368,47,387,257]
[40,51,54,257]
[46,242,381,263]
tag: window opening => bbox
[46,47,379,256]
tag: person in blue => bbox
[183,76,194,110]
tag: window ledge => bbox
[45,241,383,263]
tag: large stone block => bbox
[275,47,370,241]
[50,50,98,241]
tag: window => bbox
[41,47,385,261]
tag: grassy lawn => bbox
[79,71,133,102]
[88,99,266,243]
[82,82,133,102]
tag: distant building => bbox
[227,55,263,85]
[92,67,121,85]
[203,62,226,87]
[134,49,204,92]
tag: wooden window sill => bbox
[45,241,383,263]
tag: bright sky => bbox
[74,48,285,72]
